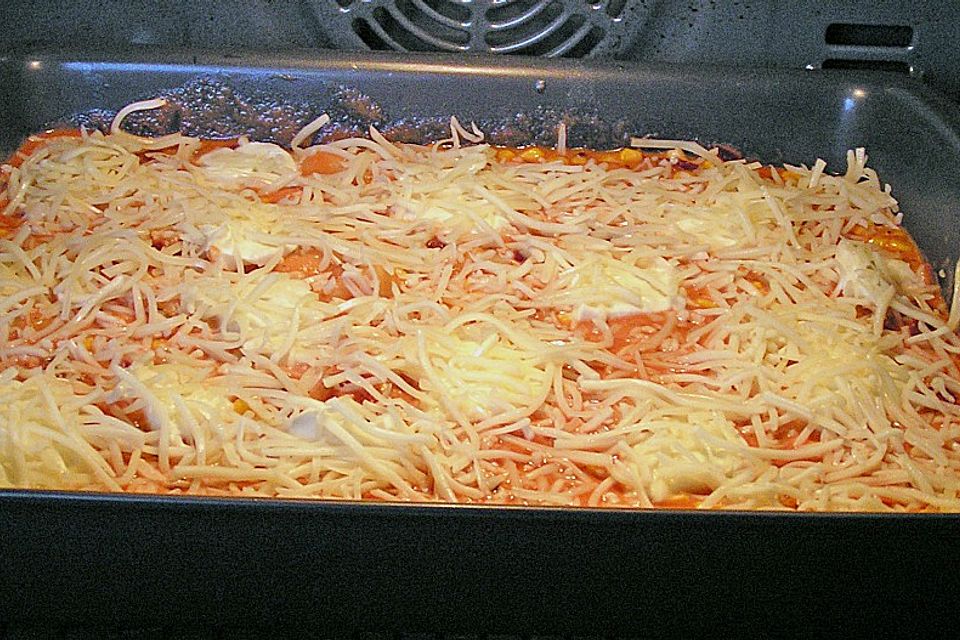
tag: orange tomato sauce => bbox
[5,128,84,168]
[494,145,678,172]
[845,222,934,283]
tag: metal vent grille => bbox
[311,0,639,57]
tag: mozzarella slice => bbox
[389,324,551,423]
[675,215,740,248]
[175,193,294,267]
[111,363,236,441]
[836,238,922,305]
[198,142,298,190]
[289,410,326,441]
[397,186,508,232]
[199,217,290,267]
[391,148,522,233]
[180,272,336,361]
[548,253,677,321]
[670,189,779,249]
[623,410,752,503]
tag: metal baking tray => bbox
[2,49,960,637]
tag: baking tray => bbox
[2,49,960,637]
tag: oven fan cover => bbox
[309,0,642,57]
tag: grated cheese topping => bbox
[2,116,960,512]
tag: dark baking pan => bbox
[2,49,960,637]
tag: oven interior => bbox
[3,2,960,638]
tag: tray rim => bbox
[2,46,960,521]
[5,45,960,125]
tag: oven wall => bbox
[5,0,959,101]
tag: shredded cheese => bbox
[1,114,959,512]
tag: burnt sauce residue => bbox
[59,75,724,151]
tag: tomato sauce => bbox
[845,222,934,283]
[5,129,84,168]
[494,145,672,171]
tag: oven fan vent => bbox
[314,0,637,57]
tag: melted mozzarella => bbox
[675,215,740,248]
[111,363,236,439]
[624,411,753,503]
[199,217,291,266]
[390,146,531,233]
[548,253,678,321]
[670,188,776,249]
[836,238,924,307]
[836,239,896,305]
[180,272,336,361]
[388,323,552,423]
[197,142,298,190]
[187,144,303,266]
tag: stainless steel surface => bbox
[4,1,960,99]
